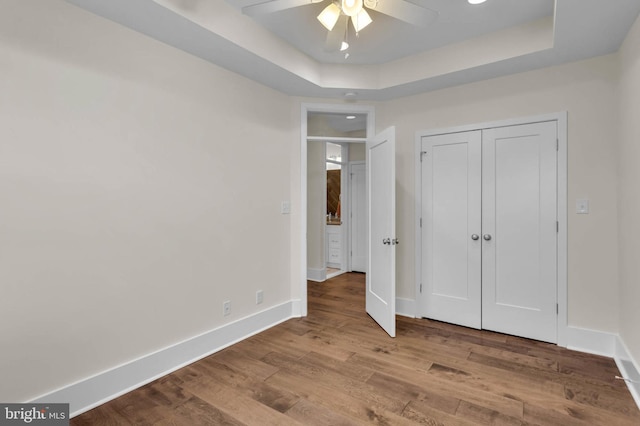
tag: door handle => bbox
[471,234,480,241]
[483,234,492,241]
[383,238,391,245]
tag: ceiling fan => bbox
[242,0,439,52]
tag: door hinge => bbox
[420,283,423,293]
[557,221,559,232]
[557,139,559,151]
[420,151,428,162]
[420,217,422,227]
[556,303,559,314]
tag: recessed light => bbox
[468,0,487,4]
[346,115,356,120]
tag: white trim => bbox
[31,301,296,418]
[615,337,640,409]
[307,136,366,143]
[415,112,569,138]
[556,112,569,346]
[396,298,416,318]
[340,144,349,273]
[414,134,423,316]
[300,103,375,318]
[291,298,303,317]
[414,112,568,345]
[564,328,640,411]
[566,326,616,357]
[307,267,326,282]
[326,270,346,280]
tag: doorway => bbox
[299,104,375,317]
[301,105,397,337]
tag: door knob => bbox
[483,234,492,241]
[471,234,480,241]
[383,238,391,245]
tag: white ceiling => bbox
[65,0,640,101]
[230,0,555,65]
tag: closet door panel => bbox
[481,122,558,343]
[421,131,482,328]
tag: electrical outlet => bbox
[256,290,264,305]
[223,300,231,316]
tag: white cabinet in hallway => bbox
[326,225,342,269]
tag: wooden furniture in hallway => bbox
[72,273,640,425]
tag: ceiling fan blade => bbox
[367,0,438,27]
[242,0,316,16]
[324,16,348,52]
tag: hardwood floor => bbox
[72,273,640,425]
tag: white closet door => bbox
[481,122,558,343]
[421,131,482,329]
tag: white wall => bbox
[0,0,294,402]
[618,14,640,366]
[378,54,621,334]
[349,143,366,162]
[307,141,325,272]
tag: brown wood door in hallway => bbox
[72,273,640,425]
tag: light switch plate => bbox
[281,201,291,214]
[576,199,589,214]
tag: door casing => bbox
[300,103,375,316]
[414,112,568,347]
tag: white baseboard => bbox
[291,298,303,317]
[566,326,640,411]
[307,267,326,282]
[31,301,296,418]
[396,297,416,318]
[615,336,640,410]
[566,326,617,357]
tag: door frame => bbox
[299,103,375,316]
[414,112,568,347]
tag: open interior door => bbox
[366,126,396,337]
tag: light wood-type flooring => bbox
[72,273,640,425]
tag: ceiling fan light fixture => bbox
[340,41,349,51]
[341,0,363,17]
[351,8,372,32]
[317,3,341,31]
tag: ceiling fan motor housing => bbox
[342,0,363,16]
